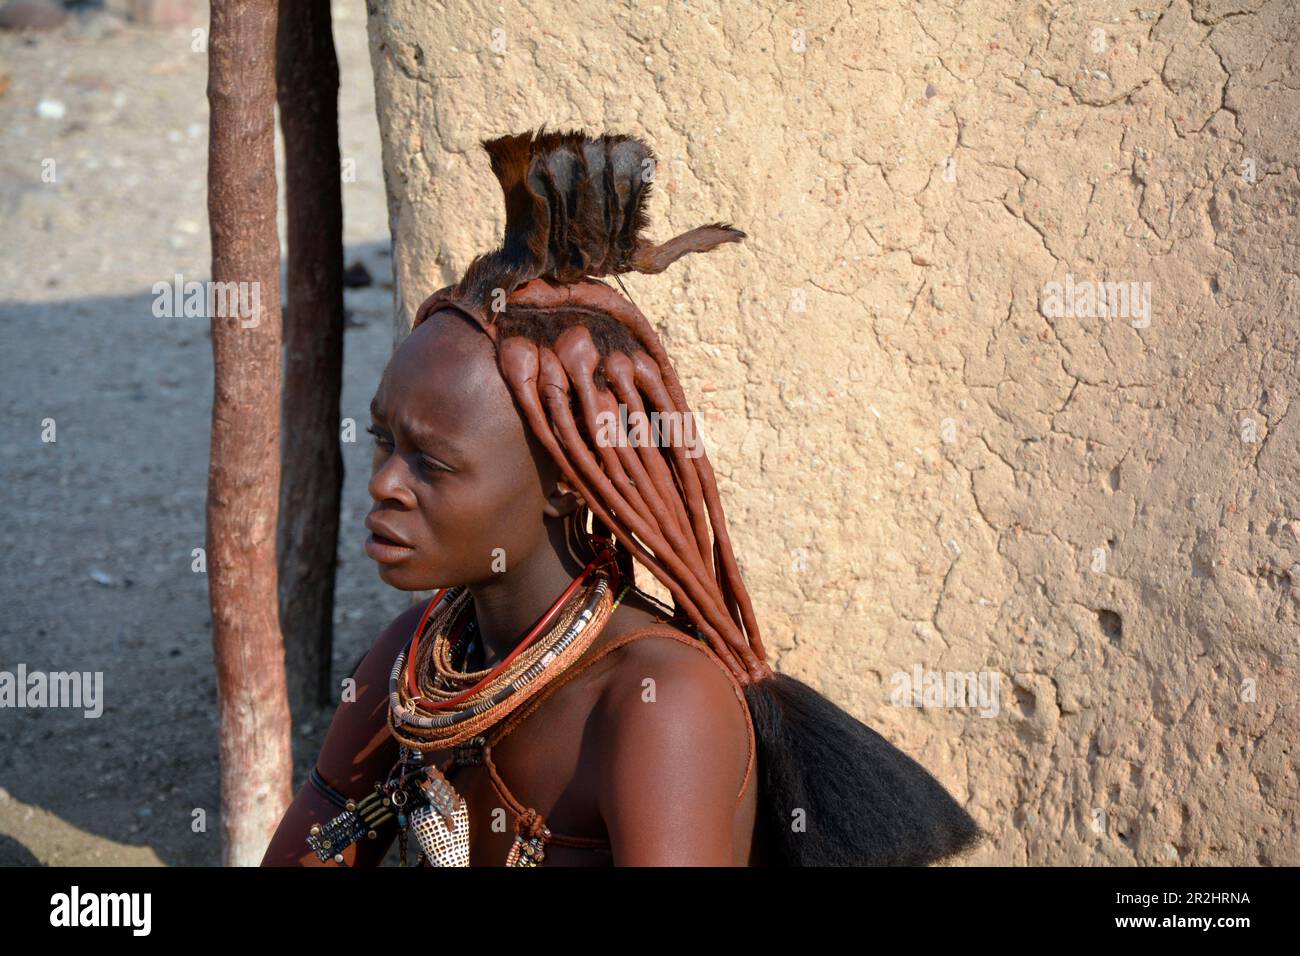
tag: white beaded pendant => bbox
[411,793,471,866]
[410,765,471,866]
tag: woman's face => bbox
[364,309,562,590]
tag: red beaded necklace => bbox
[403,539,619,710]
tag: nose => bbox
[367,451,418,509]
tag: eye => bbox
[366,424,393,449]
[419,455,454,477]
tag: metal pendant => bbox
[505,832,549,867]
[409,764,471,867]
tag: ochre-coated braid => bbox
[412,279,772,687]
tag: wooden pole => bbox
[206,0,293,867]
[276,0,345,718]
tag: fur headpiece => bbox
[415,127,744,333]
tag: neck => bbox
[465,518,592,668]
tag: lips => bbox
[364,515,416,564]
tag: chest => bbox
[413,671,613,867]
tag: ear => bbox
[542,477,585,518]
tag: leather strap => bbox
[308,766,352,810]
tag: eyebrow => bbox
[369,398,463,460]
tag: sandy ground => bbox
[0,1,406,865]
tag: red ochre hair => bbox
[413,126,767,687]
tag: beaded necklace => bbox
[307,540,630,867]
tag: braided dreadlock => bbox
[411,127,985,866]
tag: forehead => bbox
[372,310,517,452]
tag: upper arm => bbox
[592,638,751,866]
[261,599,426,866]
[314,600,424,790]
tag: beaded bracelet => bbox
[305,770,398,865]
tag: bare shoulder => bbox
[315,598,428,787]
[370,599,427,667]
[339,597,427,716]
[589,623,754,863]
[603,626,736,694]
[594,624,751,778]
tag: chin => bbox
[374,560,453,593]
[374,562,428,591]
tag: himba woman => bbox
[262,128,984,867]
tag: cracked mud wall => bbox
[364,0,1299,865]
